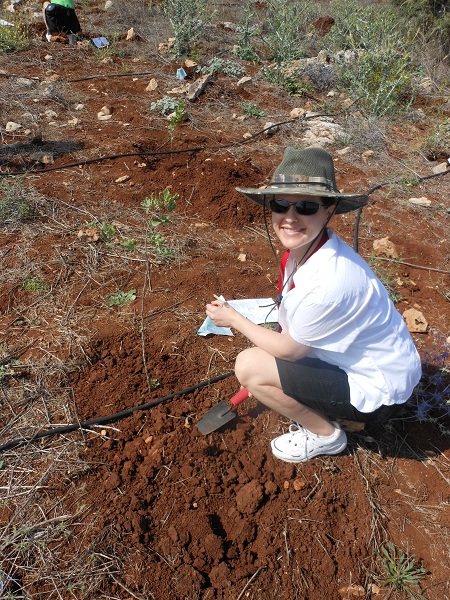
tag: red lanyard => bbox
[277,230,329,297]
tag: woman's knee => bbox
[234,348,256,384]
[234,347,277,387]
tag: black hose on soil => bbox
[0,371,235,453]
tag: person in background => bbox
[41,0,81,43]
[205,147,421,463]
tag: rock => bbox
[15,77,34,87]
[145,78,158,92]
[290,107,306,119]
[408,197,431,207]
[186,74,212,102]
[301,117,343,146]
[104,0,113,9]
[74,103,84,110]
[403,308,428,333]
[158,37,175,53]
[336,146,351,155]
[5,121,21,132]
[264,122,279,136]
[98,106,113,120]
[30,152,54,164]
[361,149,374,162]
[43,109,58,119]
[432,161,447,174]
[126,27,136,41]
[338,584,366,597]
[236,76,252,89]
[184,59,197,75]
[237,253,246,262]
[115,175,130,183]
[373,237,398,259]
[99,105,112,116]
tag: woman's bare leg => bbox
[234,347,335,436]
[42,1,51,32]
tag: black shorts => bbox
[45,3,81,34]
[276,356,404,423]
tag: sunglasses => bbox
[269,198,326,216]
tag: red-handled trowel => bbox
[197,388,249,434]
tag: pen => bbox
[213,294,230,307]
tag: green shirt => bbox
[52,0,75,9]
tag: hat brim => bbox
[236,186,369,215]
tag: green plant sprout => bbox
[168,100,187,138]
[141,188,178,214]
[106,289,136,307]
[100,222,116,245]
[241,101,265,118]
[147,234,175,257]
[377,542,427,599]
[120,237,137,252]
[21,275,48,293]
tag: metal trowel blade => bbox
[197,400,236,435]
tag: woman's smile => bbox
[271,194,333,261]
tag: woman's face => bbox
[271,194,335,261]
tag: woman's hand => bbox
[205,300,239,329]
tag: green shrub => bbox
[234,0,261,62]
[0,16,30,53]
[261,0,314,65]
[150,96,180,116]
[157,0,210,58]
[198,58,246,78]
[322,0,420,116]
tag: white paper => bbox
[198,297,278,337]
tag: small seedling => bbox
[100,222,116,245]
[147,234,175,257]
[107,289,136,307]
[120,237,137,252]
[241,101,265,118]
[168,100,187,138]
[22,275,48,293]
[141,188,178,214]
[377,542,427,599]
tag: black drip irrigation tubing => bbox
[0,115,333,178]
[0,371,234,453]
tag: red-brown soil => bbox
[0,6,449,599]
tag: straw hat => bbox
[236,147,369,214]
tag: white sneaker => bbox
[271,421,347,463]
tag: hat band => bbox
[268,176,336,193]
